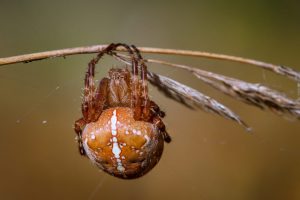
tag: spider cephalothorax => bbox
[74,43,171,179]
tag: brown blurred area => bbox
[0,1,300,200]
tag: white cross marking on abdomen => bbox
[110,110,125,172]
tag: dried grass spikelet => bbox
[147,72,251,131]
[148,59,300,120]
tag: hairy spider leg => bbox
[83,68,95,121]
[149,100,165,118]
[149,101,172,143]
[131,45,148,99]
[113,43,138,78]
[130,45,151,121]
[81,43,117,121]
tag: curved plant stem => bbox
[0,44,299,81]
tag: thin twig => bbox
[0,44,299,81]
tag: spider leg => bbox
[131,45,151,121]
[91,43,117,65]
[132,81,143,120]
[112,43,138,78]
[85,43,132,81]
[153,116,172,143]
[148,100,170,143]
[81,44,114,121]
[82,65,96,122]
[140,62,150,119]
[83,68,109,123]
[74,118,87,155]
[91,43,138,79]
[150,100,165,118]
[131,45,148,103]
[82,43,121,122]
[94,77,109,119]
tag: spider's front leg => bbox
[74,118,87,156]
[130,45,154,122]
[83,57,109,122]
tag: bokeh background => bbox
[0,1,300,200]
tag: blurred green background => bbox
[0,1,300,200]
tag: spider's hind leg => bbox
[153,116,172,143]
[150,100,165,118]
[149,100,171,143]
[74,118,87,156]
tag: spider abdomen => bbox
[82,107,164,179]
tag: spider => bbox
[74,43,171,179]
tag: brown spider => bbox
[74,43,171,179]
